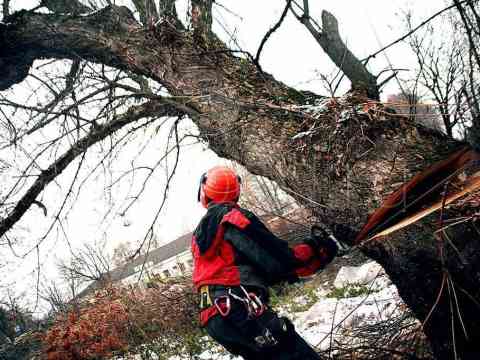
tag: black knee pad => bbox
[268,316,295,341]
[254,314,296,350]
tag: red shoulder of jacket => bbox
[221,208,250,229]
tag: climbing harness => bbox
[212,285,266,319]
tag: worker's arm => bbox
[223,224,298,284]
[222,208,338,282]
[238,211,339,275]
[223,224,338,283]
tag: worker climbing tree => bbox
[192,166,353,359]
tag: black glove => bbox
[305,224,338,265]
[331,223,357,248]
[309,223,357,257]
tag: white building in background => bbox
[122,245,193,285]
[77,232,193,298]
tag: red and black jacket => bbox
[192,202,335,292]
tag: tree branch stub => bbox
[191,0,213,36]
[132,0,159,26]
[291,5,378,98]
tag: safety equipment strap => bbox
[199,285,213,310]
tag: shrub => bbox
[42,278,200,359]
[43,288,129,359]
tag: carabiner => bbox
[249,292,265,317]
[240,286,265,317]
[214,295,231,317]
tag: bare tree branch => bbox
[0,100,184,238]
[404,13,464,138]
[20,60,83,139]
[130,119,181,263]
[453,0,480,150]
[366,0,473,62]
[40,281,69,314]
[254,0,292,69]
[59,243,111,284]
[454,0,480,72]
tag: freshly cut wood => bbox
[357,148,480,241]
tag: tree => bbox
[59,242,111,285]
[0,1,479,359]
[39,280,72,315]
[405,8,473,138]
[111,241,135,268]
[453,0,480,147]
[0,299,36,343]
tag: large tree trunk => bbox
[1,5,480,359]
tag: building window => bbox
[178,262,186,273]
[163,270,170,278]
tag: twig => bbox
[365,0,472,61]
[254,0,292,69]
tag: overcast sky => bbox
[1,0,446,313]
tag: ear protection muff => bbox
[197,172,207,203]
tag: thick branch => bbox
[40,0,91,14]
[0,5,142,90]
[292,5,378,98]
[0,100,184,238]
[2,0,10,21]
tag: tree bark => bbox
[1,5,480,359]
[132,0,158,26]
[40,0,91,14]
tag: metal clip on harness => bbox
[215,286,266,318]
[230,286,265,318]
[214,295,231,317]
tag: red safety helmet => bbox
[197,166,242,208]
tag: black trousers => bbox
[205,303,322,360]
